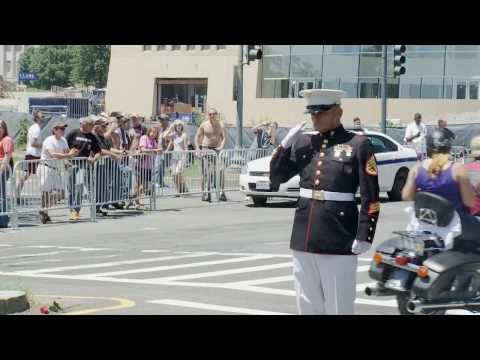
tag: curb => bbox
[0,291,30,315]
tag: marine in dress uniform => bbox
[270,89,380,315]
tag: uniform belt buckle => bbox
[312,190,325,201]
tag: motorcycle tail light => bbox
[373,252,383,265]
[417,266,429,278]
[395,255,409,266]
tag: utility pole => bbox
[236,45,244,148]
[235,45,263,148]
[381,45,387,134]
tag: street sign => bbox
[18,72,37,81]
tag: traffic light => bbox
[393,45,406,77]
[246,45,263,65]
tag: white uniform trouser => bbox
[292,250,358,315]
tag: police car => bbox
[239,128,417,206]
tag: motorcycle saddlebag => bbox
[411,251,480,299]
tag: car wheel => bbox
[252,196,267,207]
[388,168,408,202]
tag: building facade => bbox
[0,45,37,83]
[106,45,480,127]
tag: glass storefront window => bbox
[419,78,444,99]
[261,79,290,98]
[262,56,290,78]
[258,45,480,99]
[339,78,358,97]
[359,77,380,98]
[290,55,322,77]
[399,78,421,98]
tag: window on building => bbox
[171,45,181,51]
[399,78,421,98]
[186,45,196,51]
[200,45,211,50]
[143,45,152,51]
[216,45,226,50]
[261,79,290,98]
[157,45,166,51]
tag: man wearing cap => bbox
[65,115,102,221]
[37,120,79,223]
[270,89,380,315]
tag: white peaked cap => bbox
[300,89,346,114]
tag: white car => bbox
[239,128,417,206]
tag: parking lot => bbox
[0,192,414,315]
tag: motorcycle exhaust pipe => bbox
[365,285,397,297]
[407,299,480,314]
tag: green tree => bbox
[18,45,75,89]
[70,45,111,88]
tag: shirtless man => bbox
[194,108,227,202]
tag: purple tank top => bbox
[415,164,466,213]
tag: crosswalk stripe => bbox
[0,250,74,260]
[14,252,218,274]
[147,262,293,283]
[355,298,398,308]
[227,275,294,287]
[84,255,278,277]
[147,299,291,315]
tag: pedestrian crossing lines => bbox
[0,244,396,309]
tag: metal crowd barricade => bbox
[0,164,12,228]
[95,153,157,211]
[451,146,468,163]
[151,149,218,206]
[218,148,274,193]
[11,157,95,228]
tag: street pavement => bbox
[0,192,442,315]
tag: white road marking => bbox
[147,299,291,315]
[14,252,218,274]
[7,259,65,266]
[227,275,294,287]
[84,255,277,277]
[357,265,370,272]
[0,244,13,247]
[141,227,157,231]
[56,247,116,252]
[23,245,57,249]
[146,262,293,283]
[0,250,74,260]
[354,298,398,308]
[355,282,377,292]
[358,257,372,262]
[141,250,170,253]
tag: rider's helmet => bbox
[426,129,452,157]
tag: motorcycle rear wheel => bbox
[396,293,446,315]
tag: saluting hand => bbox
[280,121,307,149]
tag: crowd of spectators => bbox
[0,108,230,227]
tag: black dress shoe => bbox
[219,192,227,202]
[202,193,211,202]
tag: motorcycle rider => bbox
[402,129,478,249]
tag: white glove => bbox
[280,121,307,149]
[351,239,371,255]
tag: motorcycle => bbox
[365,191,480,315]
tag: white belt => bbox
[299,188,355,202]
